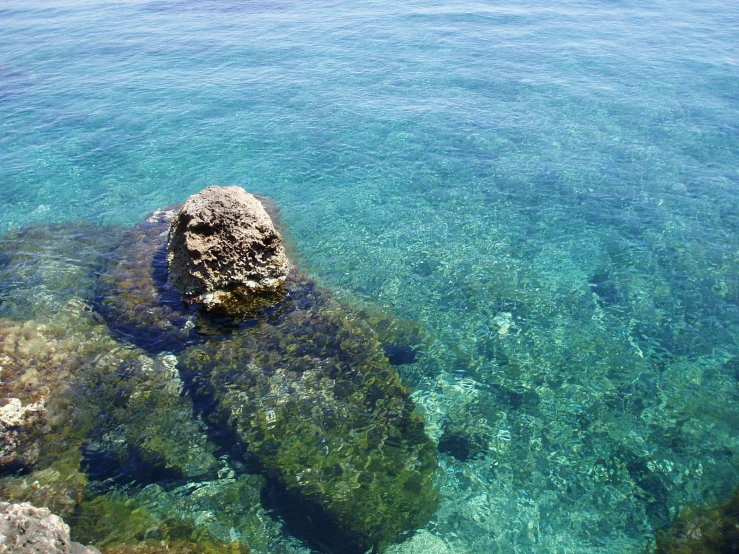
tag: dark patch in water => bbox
[81,443,182,490]
[410,258,438,277]
[437,429,487,462]
[588,272,620,305]
[493,298,528,317]
[722,356,739,381]
[384,344,418,365]
[625,453,670,529]
[261,478,376,554]
[490,385,539,410]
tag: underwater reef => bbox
[0,190,439,553]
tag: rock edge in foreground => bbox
[0,501,101,554]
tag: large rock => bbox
[167,186,289,313]
[180,275,439,554]
[0,502,101,554]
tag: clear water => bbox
[1,0,739,552]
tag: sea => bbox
[1,0,738,552]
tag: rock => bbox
[0,398,45,472]
[0,501,101,553]
[0,300,116,474]
[167,186,289,314]
[0,298,218,489]
[180,274,439,554]
[95,207,196,352]
[654,485,739,553]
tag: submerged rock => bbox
[167,186,289,314]
[70,476,264,554]
[0,298,218,495]
[180,274,439,553]
[95,208,198,351]
[0,223,121,320]
[654,486,739,553]
[0,501,101,554]
[0,300,114,474]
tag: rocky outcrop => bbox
[0,502,101,553]
[0,399,45,473]
[167,186,289,314]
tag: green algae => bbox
[654,485,739,553]
[77,350,218,481]
[70,476,264,554]
[180,274,439,553]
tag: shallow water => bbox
[1,0,738,552]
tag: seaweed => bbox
[180,274,439,553]
[654,486,739,554]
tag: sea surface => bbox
[1,0,739,552]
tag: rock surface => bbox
[181,274,439,554]
[0,501,101,553]
[167,186,288,313]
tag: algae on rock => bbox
[0,298,218,508]
[95,208,197,351]
[70,476,265,554]
[180,274,439,553]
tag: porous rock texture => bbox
[167,186,289,313]
[0,501,101,554]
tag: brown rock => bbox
[167,186,288,313]
[0,501,101,553]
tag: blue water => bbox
[2,0,739,552]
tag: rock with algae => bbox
[0,298,218,485]
[0,501,101,554]
[167,186,289,314]
[70,476,265,554]
[180,274,439,553]
[95,190,292,351]
[95,208,197,351]
[0,300,115,473]
[654,486,739,554]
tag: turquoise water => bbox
[1,0,739,552]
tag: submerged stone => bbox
[0,300,116,474]
[655,485,739,553]
[0,223,121,320]
[0,298,218,507]
[95,208,199,351]
[70,475,265,554]
[167,186,289,314]
[180,275,439,553]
